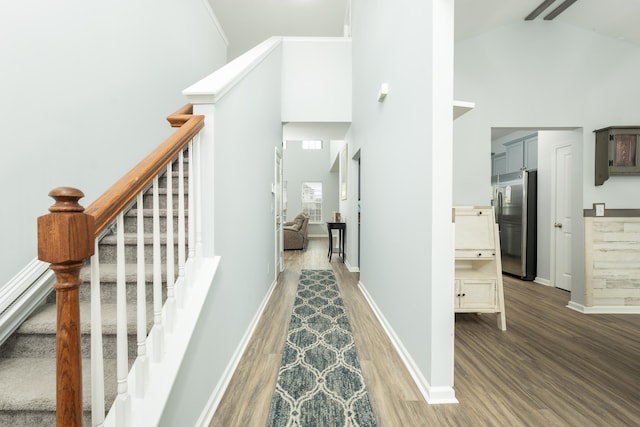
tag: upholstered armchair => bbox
[283,213,310,250]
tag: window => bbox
[301,182,322,222]
[302,140,323,150]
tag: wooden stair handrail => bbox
[37,104,203,427]
[166,103,196,128]
[86,105,204,236]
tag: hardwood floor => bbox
[209,237,640,426]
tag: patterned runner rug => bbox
[266,269,378,427]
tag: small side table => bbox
[327,222,346,262]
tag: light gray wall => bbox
[283,141,339,237]
[351,0,455,395]
[159,45,283,426]
[0,0,228,288]
[454,20,640,306]
[281,38,352,122]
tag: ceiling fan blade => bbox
[525,0,558,21]
[544,0,579,20]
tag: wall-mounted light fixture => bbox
[377,83,388,102]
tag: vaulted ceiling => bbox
[209,0,640,59]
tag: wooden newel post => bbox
[37,187,95,427]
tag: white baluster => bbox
[194,133,203,266]
[151,176,164,361]
[176,149,186,309]
[115,212,131,425]
[165,161,176,332]
[187,140,196,278]
[135,193,148,397]
[90,242,105,427]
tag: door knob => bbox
[554,223,563,228]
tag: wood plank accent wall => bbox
[585,212,640,307]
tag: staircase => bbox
[0,161,186,426]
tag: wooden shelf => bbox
[453,100,475,120]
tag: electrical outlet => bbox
[595,203,605,217]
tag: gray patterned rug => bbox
[266,269,378,427]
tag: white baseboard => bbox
[534,277,552,287]
[567,301,640,314]
[308,234,328,239]
[345,260,359,273]
[195,274,280,427]
[357,281,458,405]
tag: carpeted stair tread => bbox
[80,263,169,282]
[0,357,117,411]
[99,232,180,245]
[16,302,152,335]
[127,208,188,217]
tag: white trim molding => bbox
[358,281,458,405]
[202,0,229,47]
[567,301,640,314]
[534,277,553,287]
[345,260,359,273]
[184,37,282,105]
[0,258,54,347]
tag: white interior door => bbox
[275,147,284,275]
[554,145,572,291]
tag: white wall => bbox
[281,38,352,122]
[0,0,228,288]
[160,44,283,426]
[351,0,455,401]
[454,20,640,306]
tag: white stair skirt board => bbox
[0,259,54,347]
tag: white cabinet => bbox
[505,140,524,173]
[454,206,506,330]
[525,136,538,170]
[491,152,506,176]
[503,134,538,173]
[455,279,496,310]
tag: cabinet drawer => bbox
[455,250,495,259]
[454,208,495,250]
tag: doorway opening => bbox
[490,127,581,293]
[278,122,352,274]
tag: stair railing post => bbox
[37,187,95,427]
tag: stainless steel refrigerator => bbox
[491,170,537,281]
